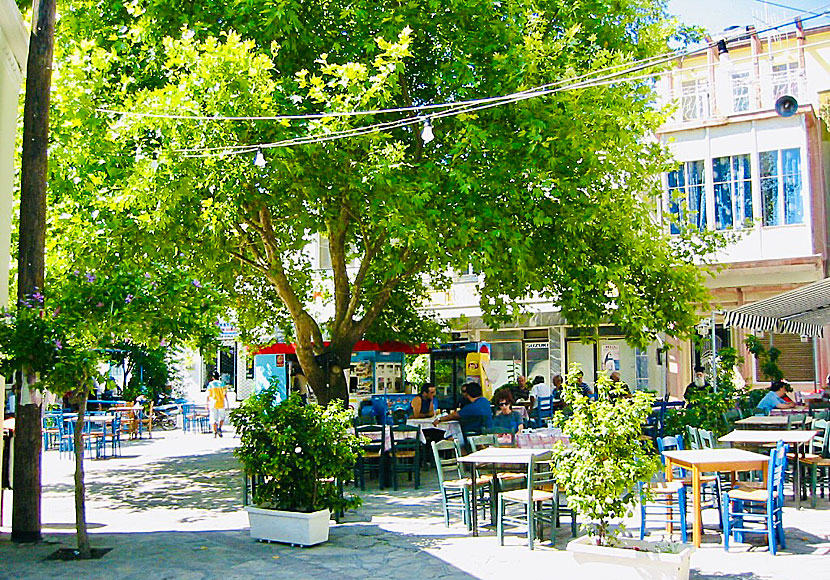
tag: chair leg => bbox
[767,509,776,556]
[639,497,647,540]
[722,493,731,552]
[497,496,504,546]
[528,500,535,550]
[678,488,688,544]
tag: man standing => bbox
[684,365,710,401]
[206,371,229,438]
[411,383,436,418]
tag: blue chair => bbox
[354,424,386,490]
[42,413,62,450]
[531,396,554,428]
[641,435,689,542]
[723,441,788,555]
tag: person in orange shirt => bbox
[206,371,229,438]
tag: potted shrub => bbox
[231,389,362,546]
[552,366,693,580]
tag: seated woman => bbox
[492,393,524,434]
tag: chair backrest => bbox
[810,419,830,457]
[468,434,498,452]
[431,439,463,484]
[353,414,376,427]
[390,424,420,454]
[656,435,683,457]
[753,407,769,416]
[535,396,554,420]
[787,413,807,430]
[685,425,701,450]
[526,455,556,501]
[768,441,788,505]
[698,428,716,449]
[722,409,741,427]
[356,424,386,455]
[814,408,830,421]
[460,415,488,437]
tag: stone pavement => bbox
[1,429,829,579]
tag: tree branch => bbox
[344,231,386,324]
[328,205,351,337]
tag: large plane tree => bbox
[46,0,713,405]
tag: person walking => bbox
[206,371,229,438]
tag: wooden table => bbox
[663,449,770,547]
[457,447,552,536]
[719,429,816,510]
[735,415,789,429]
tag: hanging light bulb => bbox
[716,39,733,72]
[421,118,434,143]
[254,148,267,167]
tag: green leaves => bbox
[552,364,661,545]
[230,391,362,513]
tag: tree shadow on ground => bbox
[44,450,243,514]
[0,525,478,580]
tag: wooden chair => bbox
[723,442,788,555]
[139,401,154,438]
[388,424,420,490]
[354,424,386,490]
[797,419,830,507]
[431,439,491,530]
[497,455,575,549]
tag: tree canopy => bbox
[43,0,714,403]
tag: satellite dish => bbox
[775,95,799,117]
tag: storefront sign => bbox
[526,342,549,350]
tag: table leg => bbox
[665,459,674,534]
[795,444,802,510]
[692,467,702,548]
[470,464,478,536]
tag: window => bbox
[667,160,706,233]
[635,347,649,391]
[713,154,753,230]
[760,148,803,226]
[680,79,709,121]
[771,62,801,101]
[731,72,751,113]
[317,235,331,269]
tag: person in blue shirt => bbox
[757,381,796,413]
[433,382,493,430]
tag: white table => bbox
[457,447,552,536]
[408,417,464,444]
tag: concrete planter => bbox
[245,506,331,546]
[567,535,693,580]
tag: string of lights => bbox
[114,8,830,159]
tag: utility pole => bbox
[13,0,57,543]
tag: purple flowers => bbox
[125,294,134,304]
[73,270,80,276]
[86,273,96,283]
[96,302,104,308]
[32,292,44,303]
[54,339,62,350]
[144,273,152,278]
[192,279,202,288]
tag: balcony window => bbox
[668,160,706,233]
[760,148,803,226]
[731,72,751,113]
[713,154,753,230]
[680,79,709,121]
[771,62,802,101]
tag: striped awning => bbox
[723,277,830,338]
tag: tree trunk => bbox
[13,0,57,543]
[10,372,41,543]
[72,390,91,559]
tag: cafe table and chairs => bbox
[457,447,553,536]
[719,428,817,510]
[662,448,770,548]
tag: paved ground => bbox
[1,429,829,579]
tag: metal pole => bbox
[711,311,718,392]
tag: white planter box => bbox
[567,536,693,580]
[246,506,331,546]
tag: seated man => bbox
[529,375,552,409]
[757,381,796,413]
[433,381,492,431]
[410,383,436,418]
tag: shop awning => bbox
[723,277,830,338]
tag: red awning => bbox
[254,340,430,356]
